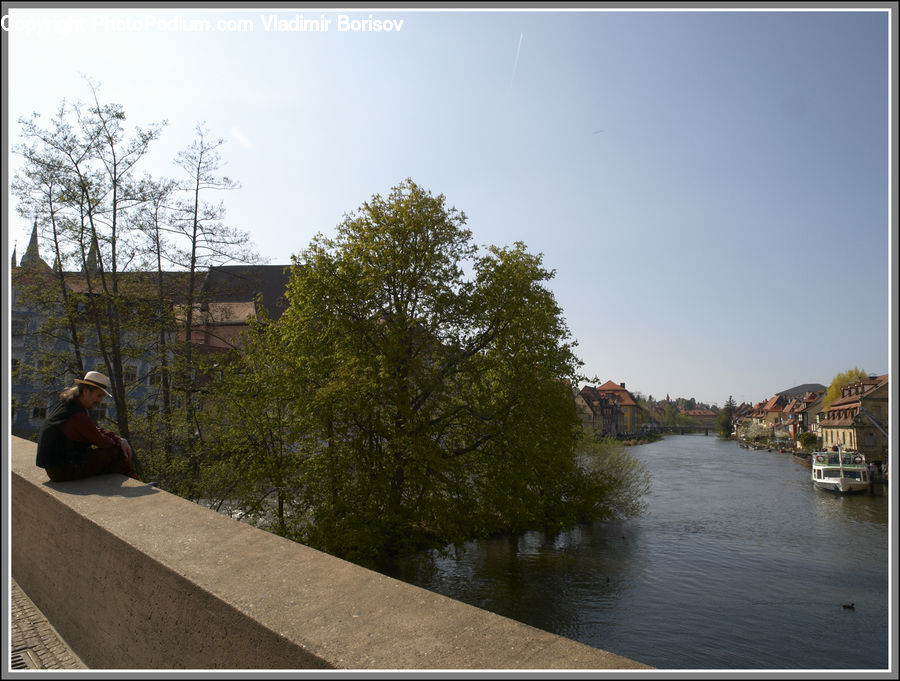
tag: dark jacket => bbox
[35,398,100,469]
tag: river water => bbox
[387,434,891,670]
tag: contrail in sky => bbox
[510,32,523,86]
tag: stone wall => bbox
[10,436,649,670]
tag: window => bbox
[12,319,26,336]
[32,406,47,420]
[125,365,137,384]
[149,368,162,386]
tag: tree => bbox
[715,395,737,438]
[170,125,250,422]
[822,367,870,411]
[191,308,310,533]
[12,86,258,484]
[12,81,165,441]
[124,125,258,495]
[797,432,818,452]
[737,421,772,442]
[130,177,181,457]
[127,124,258,493]
[249,179,640,567]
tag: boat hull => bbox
[811,479,870,494]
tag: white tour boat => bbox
[811,449,871,494]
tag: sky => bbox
[4,4,894,408]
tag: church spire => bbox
[19,219,50,270]
[10,242,16,269]
[84,232,101,274]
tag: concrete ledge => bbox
[10,436,650,670]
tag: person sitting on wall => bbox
[36,371,143,483]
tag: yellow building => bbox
[817,375,889,464]
[594,381,642,435]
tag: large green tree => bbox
[715,396,737,438]
[259,179,634,567]
[822,367,870,411]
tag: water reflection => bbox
[390,520,646,640]
[809,486,889,527]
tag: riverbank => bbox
[620,432,664,447]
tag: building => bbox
[175,265,291,350]
[795,391,826,439]
[761,394,788,425]
[576,386,623,437]
[817,375,889,464]
[10,226,291,439]
[590,381,642,435]
[681,408,717,429]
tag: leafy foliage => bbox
[797,432,818,452]
[12,85,256,488]
[575,435,650,520]
[715,396,737,438]
[822,367,870,411]
[210,179,646,568]
[15,99,651,569]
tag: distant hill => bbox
[776,383,826,398]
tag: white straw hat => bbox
[75,371,113,397]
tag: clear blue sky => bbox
[5,5,893,408]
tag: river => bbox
[386,434,891,670]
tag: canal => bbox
[386,434,891,670]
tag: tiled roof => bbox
[200,265,291,321]
[51,265,292,320]
[683,409,716,417]
[61,271,193,297]
[830,375,889,408]
[579,386,603,403]
[802,395,825,414]
[763,395,784,412]
[595,380,637,407]
[819,416,857,427]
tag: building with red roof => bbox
[818,375,889,463]
[591,381,643,435]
